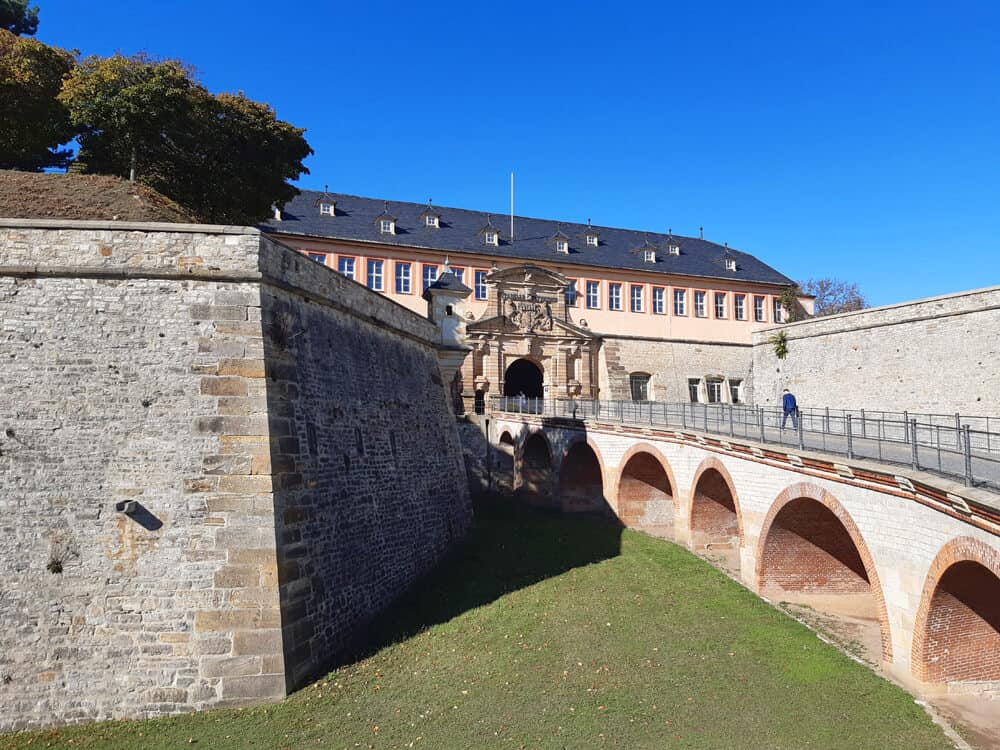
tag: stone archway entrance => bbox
[504,358,543,398]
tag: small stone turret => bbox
[423,263,473,409]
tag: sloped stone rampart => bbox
[0,220,470,730]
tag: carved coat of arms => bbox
[504,296,553,333]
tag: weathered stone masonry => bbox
[0,220,471,730]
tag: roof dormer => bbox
[634,236,659,262]
[375,201,397,234]
[723,243,737,271]
[581,218,600,247]
[478,216,500,246]
[314,185,336,217]
[663,232,681,256]
[418,200,441,229]
[548,226,571,254]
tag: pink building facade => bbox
[264,192,809,409]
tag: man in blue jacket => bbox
[781,389,798,429]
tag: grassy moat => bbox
[5,499,950,750]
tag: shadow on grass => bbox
[343,494,622,665]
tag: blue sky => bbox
[35,1,1000,306]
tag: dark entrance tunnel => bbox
[504,358,543,398]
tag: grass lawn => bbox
[4,499,951,750]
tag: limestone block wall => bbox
[751,286,1000,415]
[0,220,470,730]
[600,336,753,402]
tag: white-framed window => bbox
[630,373,651,402]
[688,377,700,402]
[652,287,665,314]
[734,294,746,320]
[474,270,488,300]
[395,262,411,294]
[609,283,622,311]
[423,264,438,291]
[556,239,569,253]
[319,203,333,216]
[425,215,438,227]
[673,289,686,316]
[565,281,578,306]
[729,378,743,403]
[586,280,599,309]
[707,378,723,403]
[694,291,707,318]
[380,219,394,234]
[667,244,680,256]
[451,266,465,284]
[643,249,656,263]
[630,284,643,312]
[754,295,766,322]
[725,257,737,271]
[338,256,355,280]
[307,252,326,264]
[773,298,785,323]
[484,231,498,246]
[586,235,598,247]
[714,292,726,319]
[367,259,384,291]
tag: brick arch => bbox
[557,435,608,512]
[517,429,554,500]
[686,456,744,546]
[755,482,893,663]
[911,536,1000,683]
[613,443,678,530]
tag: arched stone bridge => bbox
[489,412,1000,689]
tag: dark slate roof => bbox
[261,190,794,287]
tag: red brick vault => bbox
[491,413,1000,686]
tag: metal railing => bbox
[490,397,1000,491]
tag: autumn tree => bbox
[0,29,75,170]
[0,0,38,35]
[799,278,868,317]
[60,54,311,223]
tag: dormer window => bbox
[725,257,737,271]
[586,235,598,247]
[643,249,656,263]
[425,215,439,228]
[319,202,333,216]
[380,219,395,234]
[556,239,569,254]
[666,244,680,256]
[484,230,498,246]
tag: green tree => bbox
[60,53,194,182]
[0,29,75,170]
[800,278,868,316]
[0,0,39,36]
[60,53,311,223]
[148,91,312,224]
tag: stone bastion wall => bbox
[0,219,472,730]
[751,286,1000,416]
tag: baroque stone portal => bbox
[459,264,601,411]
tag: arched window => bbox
[629,372,651,402]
